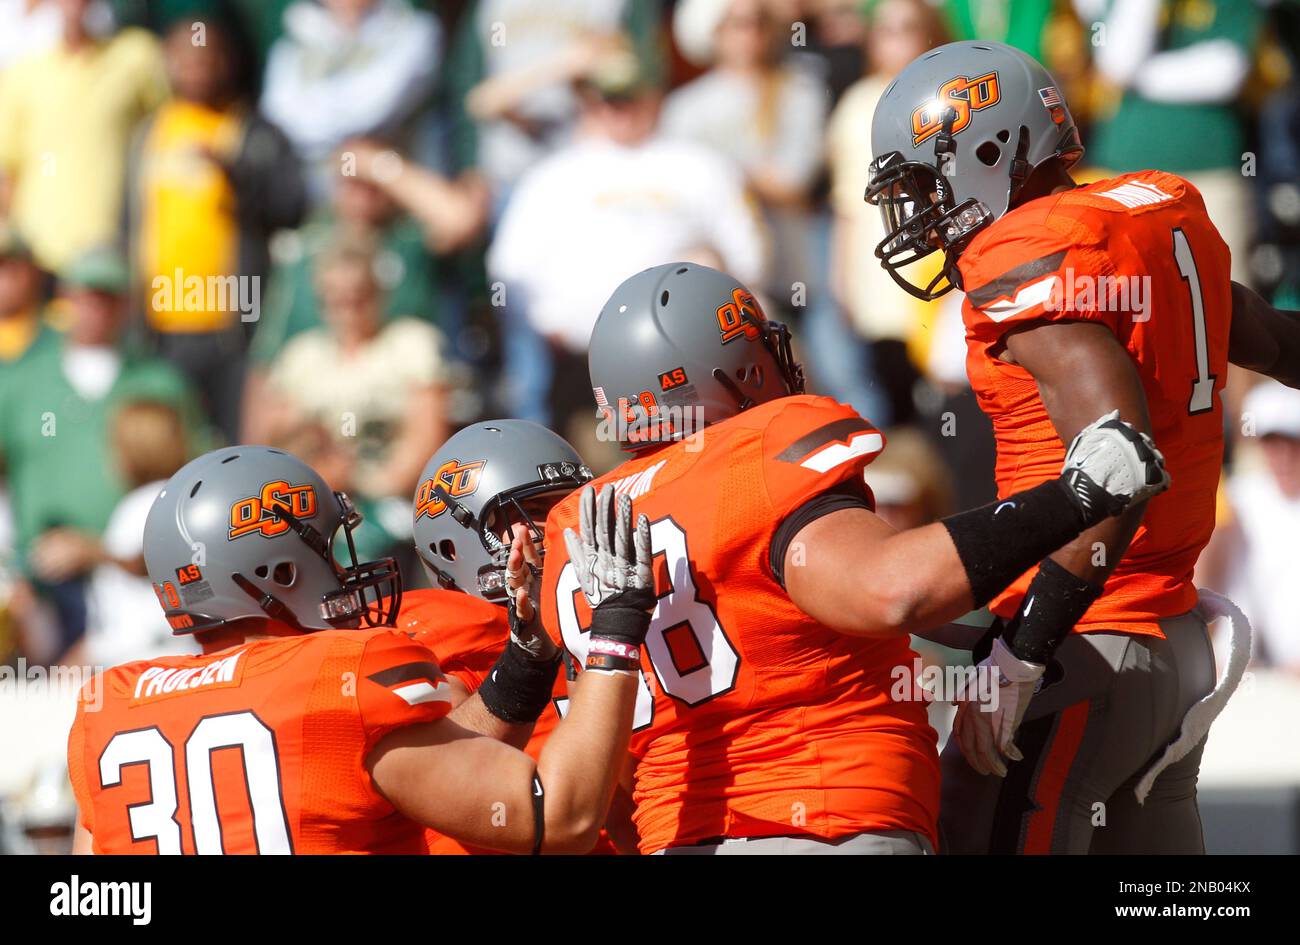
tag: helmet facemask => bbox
[866,135,994,301]
[431,464,592,603]
[240,490,403,630]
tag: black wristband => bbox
[476,641,562,725]
[941,479,1091,608]
[1001,558,1103,664]
[589,586,656,647]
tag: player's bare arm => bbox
[368,485,655,854]
[783,406,1168,639]
[1229,280,1300,389]
[1004,319,1154,587]
[367,669,638,853]
[941,320,1156,775]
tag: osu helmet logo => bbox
[415,459,486,520]
[716,287,765,344]
[910,71,1001,147]
[229,480,318,540]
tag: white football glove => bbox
[562,484,653,606]
[1060,409,1170,523]
[953,636,1045,777]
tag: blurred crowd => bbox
[1,0,1299,852]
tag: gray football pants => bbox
[939,608,1216,854]
[658,830,934,855]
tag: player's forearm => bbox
[448,692,535,749]
[1046,501,1144,585]
[1229,281,1300,389]
[995,505,1144,664]
[604,784,642,854]
[534,670,638,853]
[791,477,1111,638]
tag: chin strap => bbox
[1007,125,1032,203]
[934,106,958,166]
[231,572,308,632]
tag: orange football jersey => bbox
[67,629,452,854]
[540,394,939,855]
[958,169,1232,636]
[397,587,621,854]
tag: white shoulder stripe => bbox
[1096,181,1173,208]
[977,274,1058,322]
[391,680,453,706]
[800,431,885,473]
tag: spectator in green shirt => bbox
[1080,0,1263,285]
[0,248,205,658]
[940,0,1058,62]
[244,135,486,435]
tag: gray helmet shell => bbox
[413,420,592,602]
[866,40,1083,299]
[587,262,804,450]
[144,445,401,634]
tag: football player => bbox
[537,260,1169,855]
[66,445,654,854]
[404,419,635,853]
[865,40,1297,853]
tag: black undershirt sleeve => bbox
[769,480,875,589]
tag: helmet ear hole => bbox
[254,564,269,579]
[439,540,457,562]
[272,562,296,587]
[996,129,1010,143]
[976,141,1001,166]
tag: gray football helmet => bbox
[866,40,1084,300]
[587,262,804,450]
[143,445,401,634]
[412,420,592,603]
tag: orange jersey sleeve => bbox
[355,630,455,753]
[69,629,451,854]
[957,170,1231,634]
[758,396,884,523]
[958,197,1125,344]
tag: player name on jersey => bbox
[132,651,244,701]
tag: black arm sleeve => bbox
[940,478,1092,608]
[769,480,876,589]
[1001,557,1103,663]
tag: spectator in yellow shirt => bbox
[124,13,304,441]
[0,0,167,271]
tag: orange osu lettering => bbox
[414,459,487,520]
[716,287,764,344]
[910,71,1001,147]
[228,480,318,540]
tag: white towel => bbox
[1134,588,1253,804]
